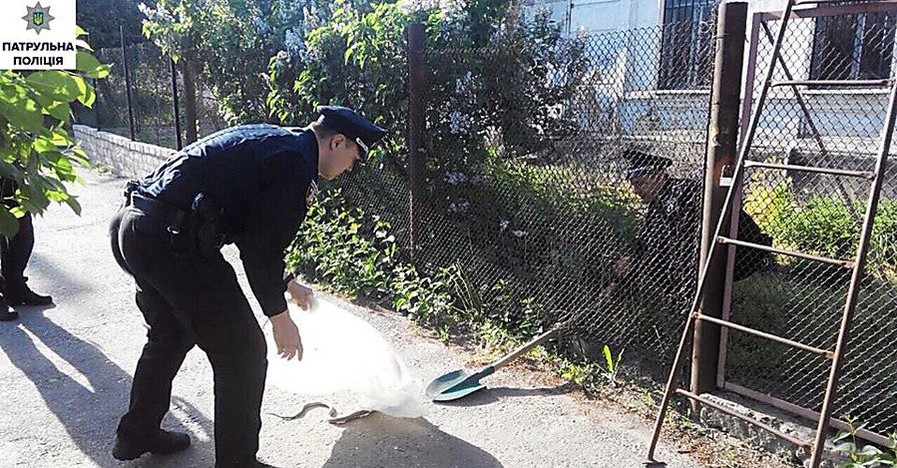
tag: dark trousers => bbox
[1,212,34,292]
[111,206,267,467]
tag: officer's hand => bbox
[270,311,304,360]
[287,280,314,310]
[613,256,632,277]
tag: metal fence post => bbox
[691,1,748,401]
[120,26,136,141]
[93,78,101,131]
[408,23,426,260]
[183,59,198,145]
[170,58,183,150]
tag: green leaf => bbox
[0,96,43,134]
[66,147,90,167]
[52,156,76,181]
[0,208,19,237]
[856,445,885,457]
[603,345,614,372]
[835,431,854,443]
[33,137,58,154]
[64,195,81,215]
[74,76,95,107]
[27,70,81,101]
[49,128,73,146]
[35,95,71,122]
[76,52,110,79]
[75,39,93,51]
[75,25,87,37]
[0,162,20,180]
[18,181,50,213]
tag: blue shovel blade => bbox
[426,367,494,402]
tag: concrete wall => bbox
[73,125,174,178]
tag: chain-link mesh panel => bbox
[89,42,227,148]
[725,12,897,437]
[334,22,714,380]
[93,42,177,146]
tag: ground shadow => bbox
[323,413,503,468]
[0,308,215,467]
[434,384,574,408]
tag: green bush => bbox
[747,181,897,271]
[286,188,458,326]
[267,0,588,177]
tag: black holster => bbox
[190,193,229,258]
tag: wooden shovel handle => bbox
[491,328,560,370]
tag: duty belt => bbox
[130,193,186,221]
[128,193,190,242]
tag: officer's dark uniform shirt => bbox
[633,178,702,296]
[632,177,771,293]
[137,124,318,317]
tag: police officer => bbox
[109,106,386,467]
[615,148,771,295]
[614,150,702,298]
[0,177,53,322]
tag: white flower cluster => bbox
[449,110,471,135]
[448,201,471,213]
[444,170,467,185]
[440,0,465,20]
[253,15,270,35]
[455,71,474,95]
[139,3,175,23]
[498,219,526,237]
[283,28,306,59]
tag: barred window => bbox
[659,0,717,90]
[810,11,897,80]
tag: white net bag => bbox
[265,296,425,419]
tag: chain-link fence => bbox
[336,20,715,379]
[335,8,896,441]
[723,8,897,439]
[79,39,226,149]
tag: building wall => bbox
[533,0,660,33]
[531,0,893,155]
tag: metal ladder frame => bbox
[646,1,897,466]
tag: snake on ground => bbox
[267,402,374,425]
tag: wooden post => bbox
[692,1,748,401]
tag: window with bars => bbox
[810,11,897,81]
[659,0,717,90]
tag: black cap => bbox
[316,105,388,158]
[623,148,672,180]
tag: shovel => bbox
[425,327,560,402]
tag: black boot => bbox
[5,279,52,306]
[112,429,191,460]
[0,296,16,322]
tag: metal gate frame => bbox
[720,0,897,448]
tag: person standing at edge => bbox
[109,106,386,467]
[0,177,54,322]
